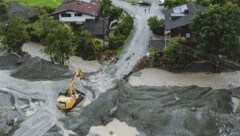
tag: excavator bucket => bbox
[75,68,85,79]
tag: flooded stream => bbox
[1,0,240,136]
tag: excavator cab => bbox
[56,68,85,111]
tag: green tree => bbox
[92,38,103,53]
[164,0,190,8]
[211,0,227,5]
[230,0,240,5]
[30,15,57,42]
[43,24,75,64]
[74,30,96,60]
[163,38,191,68]
[100,0,112,16]
[109,33,125,49]
[0,4,7,15]
[191,3,240,60]
[117,14,133,36]
[0,15,30,55]
[196,0,211,6]
[109,6,123,22]
[147,16,164,35]
[109,14,134,49]
[0,4,8,22]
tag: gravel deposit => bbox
[11,57,73,81]
[0,53,73,81]
[0,91,23,135]
[60,86,240,136]
[0,54,26,70]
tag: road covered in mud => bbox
[1,0,240,136]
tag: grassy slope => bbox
[3,0,64,8]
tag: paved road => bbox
[86,0,165,94]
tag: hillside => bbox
[3,0,63,8]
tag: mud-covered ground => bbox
[1,53,240,136]
[0,53,73,135]
[0,54,73,81]
[1,1,240,134]
[57,86,240,136]
[0,91,22,135]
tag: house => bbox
[52,0,100,24]
[164,3,205,41]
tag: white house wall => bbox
[59,11,96,23]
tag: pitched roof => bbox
[52,0,100,16]
[85,20,108,35]
[164,3,205,30]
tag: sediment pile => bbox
[11,57,73,81]
[60,86,240,136]
[0,54,25,70]
[0,54,73,81]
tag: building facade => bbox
[52,0,100,24]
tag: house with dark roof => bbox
[52,0,100,24]
[164,3,205,41]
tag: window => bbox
[61,13,71,17]
[75,13,82,17]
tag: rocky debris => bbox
[7,118,18,126]
[0,54,27,70]
[42,125,63,136]
[60,86,240,136]
[10,56,73,81]
[11,106,16,111]
[191,107,196,111]
[109,131,114,135]
[133,56,150,71]
[0,91,23,135]
[0,53,73,80]
[109,105,118,117]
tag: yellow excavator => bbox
[56,67,85,111]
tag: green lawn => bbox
[3,0,64,8]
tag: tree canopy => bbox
[164,0,190,8]
[0,4,7,15]
[116,14,133,36]
[109,14,134,49]
[100,0,112,16]
[43,23,75,64]
[163,38,193,69]
[191,3,240,60]
[0,15,30,55]
[74,30,96,60]
[30,15,58,42]
[147,16,164,35]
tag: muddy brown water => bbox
[1,53,240,136]
[1,0,240,135]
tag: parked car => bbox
[159,0,164,5]
[139,0,151,6]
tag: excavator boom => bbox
[56,67,85,111]
[67,68,85,96]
